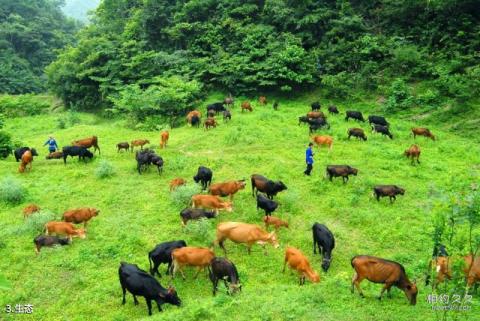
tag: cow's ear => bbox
[406,285,411,290]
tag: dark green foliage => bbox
[0,131,13,159]
[0,94,51,117]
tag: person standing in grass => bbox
[304,142,314,176]
[44,136,58,154]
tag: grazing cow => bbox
[119,262,181,316]
[326,165,358,183]
[72,136,100,154]
[207,110,216,118]
[117,142,130,152]
[368,115,389,127]
[180,208,216,226]
[307,111,326,119]
[204,118,217,130]
[256,194,278,216]
[412,127,435,141]
[273,101,279,110]
[208,180,246,201]
[425,252,452,290]
[18,150,33,173]
[308,118,330,133]
[160,131,169,149]
[283,247,320,285]
[150,154,164,174]
[345,111,365,122]
[63,208,99,229]
[46,151,64,159]
[209,257,242,295]
[191,195,233,214]
[191,115,200,128]
[404,145,421,165]
[348,128,367,141]
[14,147,38,162]
[34,235,70,255]
[23,204,40,218]
[148,240,187,277]
[258,96,267,105]
[263,216,289,231]
[312,223,335,272]
[372,124,393,139]
[464,254,480,289]
[312,135,333,151]
[44,221,86,241]
[215,222,279,255]
[241,101,253,112]
[186,110,201,124]
[207,102,226,114]
[311,101,321,111]
[298,116,309,125]
[223,110,232,122]
[62,146,93,164]
[251,174,287,200]
[328,105,339,114]
[130,139,150,152]
[169,178,186,191]
[171,247,215,279]
[193,166,213,190]
[224,95,234,108]
[351,255,418,305]
[373,185,405,203]
[136,149,163,174]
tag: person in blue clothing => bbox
[44,136,58,153]
[304,143,314,176]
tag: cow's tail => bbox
[251,176,255,197]
[148,252,153,274]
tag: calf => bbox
[207,110,216,118]
[307,111,326,119]
[426,256,452,290]
[345,110,365,122]
[62,146,93,164]
[187,110,201,125]
[326,165,358,183]
[273,101,279,110]
[119,262,181,316]
[131,139,150,152]
[464,254,480,289]
[171,247,215,279]
[251,174,287,200]
[215,222,279,255]
[223,110,232,122]
[23,204,40,218]
[44,221,86,241]
[63,207,99,229]
[224,95,234,108]
[312,135,333,151]
[180,208,216,226]
[312,223,335,272]
[14,147,38,162]
[258,96,267,105]
[208,180,246,201]
[19,150,33,173]
[34,235,70,255]
[72,136,100,154]
[117,142,129,152]
[241,101,253,112]
[191,115,200,128]
[263,215,289,231]
[351,255,418,305]
[169,178,186,191]
[368,115,389,127]
[328,105,339,114]
[283,247,320,285]
[256,194,278,216]
[412,127,435,141]
[404,144,420,165]
[372,124,393,139]
[373,185,405,203]
[311,101,321,111]
[148,240,187,277]
[193,166,213,190]
[209,257,242,295]
[308,118,330,133]
[136,149,163,174]
[348,128,367,141]
[207,102,226,114]
[204,118,217,130]
[191,195,233,214]
[46,151,64,159]
[160,131,169,149]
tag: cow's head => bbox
[430,134,436,141]
[30,148,39,156]
[308,270,320,283]
[268,232,280,248]
[222,202,233,212]
[321,257,332,272]
[91,208,100,216]
[75,228,87,239]
[228,283,242,295]
[236,180,246,190]
[160,287,181,306]
[351,168,358,176]
[85,150,94,159]
[396,187,405,195]
[276,181,287,192]
[405,280,418,305]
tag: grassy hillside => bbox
[0,94,479,321]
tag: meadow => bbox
[0,94,479,321]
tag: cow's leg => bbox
[417,157,420,164]
[121,285,126,305]
[378,283,392,300]
[282,257,287,273]
[133,295,139,305]
[219,240,227,257]
[156,301,163,312]
[146,299,153,316]
[351,273,365,297]
[194,267,202,279]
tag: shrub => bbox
[184,218,215,243]
[0,177,26,205]
[0,94,51,117]
[383,78,415,112]
[321,72,355,98]
[0,113,4,129]
[0,131,13,159]
[57,117,66,129]
[95,160,115,179]
[170,184,202,207]
[18,210,57,234]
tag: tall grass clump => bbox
[184,218,215,243]
[0,177,26,205]
[95,160,115,179]
[17,210,57,234]
[170,184,201,207]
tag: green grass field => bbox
[1,94,479,321]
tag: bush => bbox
[170,184,201,207]
[321,72,355,98]
[0,114,4,129]
[95,160,115,179]
[184,218,215,243]
[383,78,415,112]
[0,131,13,159]
[0,177,26,205]
[0,94,51,117]
[18,210,57,234]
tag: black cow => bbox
[432,244,449,258]
[209,257,242,296]
[373,185,405,203]
[193,166,213,190]
[136,149,153,174]
[326,165,358,183]
[34,235,70,254]
[298,116,309,125]
[368,115,389,127]
[345,111,365,122]
[311,101,321,111]
[207,102,226,114]
[62,146,93,164]
[348,128,367,141]
[180,208,216,226]
[119,262,181,316]
[312,223,335,272]
[308,118,330,133]
[256,194,278,216]
[148,240,187,277]
[328,105,339,114]
[273,101,279,110]
[191,115,200,128]
[223,110,232,122]
[372,124,393,139]
[14,147,38,162]
[150,154,164,174]
[251,174,287,200]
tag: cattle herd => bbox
[10,96,479,316]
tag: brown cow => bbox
[186,110,201,123]
[72,136,100,154]
[241,101,253,112]
[204,118,217,130]
[130,139,150,152]
[62,208,99,229]
[307,111,325,119]
[208,180,246,201]
[19,150,33,173]
[426,256,452,290]
[351,255,418,305]
[215,222,279,255]
[117,142,129,152]
[46,151,64,159]
[160,131,169,149]
[170,178,186,191]
[312,135,333,152]
[23,204,40,218]
[263,216,289,231]
[412,127,435,141]
[171,247,215,279]
[283,247,320,285]
[404,144,421,165]
[44,221,86,241]
[191,195,233,214]
[464,254,480,288]
[258,96,267,105]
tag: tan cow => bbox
[63,208,99,229]
[130,139,150,152]
[208,180,246,201]
[23,204,40,218]
[312,135,333,152]
[160,131,169,149]
[464,254,480,288]
[170,178,186,191]
[263,216,289,231]
[283,247,320,285]
[191,195,233,214]
[241,101,253,112]
[171,247,215,279]
[72,136,100,154]
[44,221,86,241]
[215,222,279,255]
[186,110,201,123]
[412,127,435,141]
